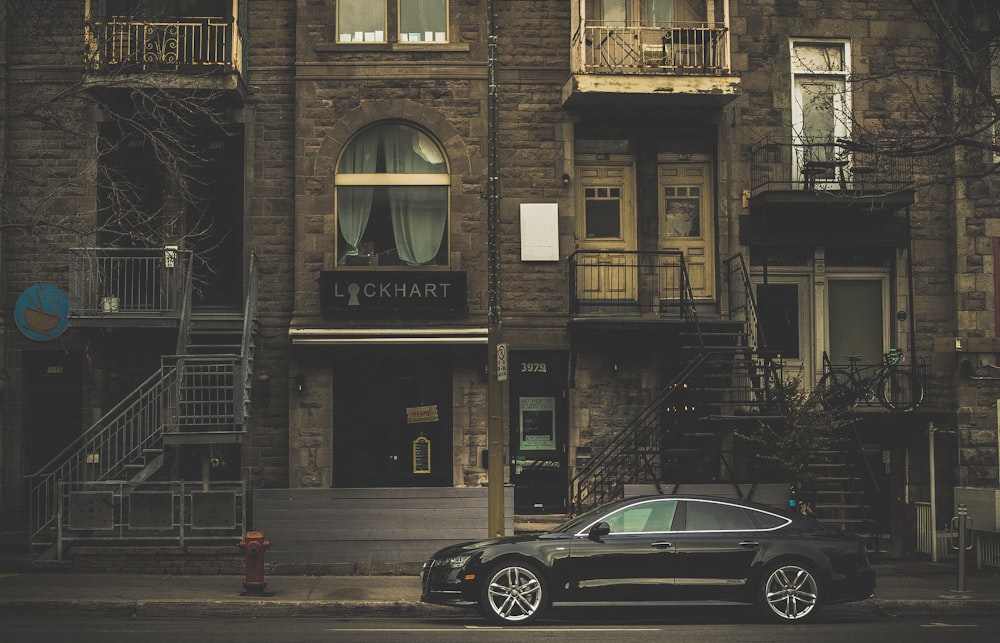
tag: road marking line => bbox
[327,627,663,632]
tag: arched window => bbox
[335,123,449,267]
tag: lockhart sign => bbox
[320,270,467,313]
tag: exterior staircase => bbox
[26,253,259,551]
[571,254,783,513]
[807,435,888,556]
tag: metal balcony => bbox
[68,247,191,323]
[84,16,244,93]
[569,250,695,320]
[748,139,915,212]
[564,18,740,108]
[742,140,916,246]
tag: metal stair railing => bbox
[571,254,785,514]
[724,253,781,407]
[26,364,178,546]
[571,352,711,513]
[26,253,260,548]
[571,253,709,512]
[238,253,259,422]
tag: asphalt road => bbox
[2,611,998,643]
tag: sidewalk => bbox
[1,558,999,619]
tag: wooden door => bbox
[576,163,637,303]
[658,163,714,300]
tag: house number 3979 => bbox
[521,362,548,373]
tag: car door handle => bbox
[739,541,760,548]
[651,541,674,549]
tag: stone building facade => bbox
[1,1,998,562]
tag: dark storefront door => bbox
[332,348,453,487]
[509,350,568,514]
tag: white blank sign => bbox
[519,203,559,261]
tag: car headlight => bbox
[440,554,472,569]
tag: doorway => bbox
[332,348,453,487]
[509,350,569,514]
[24,351,83,475]
[658,162,715,299]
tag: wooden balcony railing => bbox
[87,17,243,74]
[572,22,730,75]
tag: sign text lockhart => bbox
[319,270,467,313]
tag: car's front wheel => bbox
[758,562,820,623]
[479,561,548,625]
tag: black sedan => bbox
[421,494,875,625]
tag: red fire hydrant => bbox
[239,531,271,594]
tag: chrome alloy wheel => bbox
[481,563,547,625]
[762,564,819,621]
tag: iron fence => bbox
[69,247,191,316]
[55,480,246,555]
[569,250,693,318]
[87,16,242,72]
[750,139,914,195]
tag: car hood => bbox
[429,532,564,559]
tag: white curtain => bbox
[337,127,378,261]
[383,126,447,265]
[388,186,447,265]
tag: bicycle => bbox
[817,348,924,412]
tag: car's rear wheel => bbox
[758,562,820,623]
[479,561,548,625]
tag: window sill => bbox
[315,42,471,54]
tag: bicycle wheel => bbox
[817,369,855,408]
[878,368,923,412]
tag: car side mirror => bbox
[589,521,611,541]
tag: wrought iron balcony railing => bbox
[569,250,694,319]
[750,139,914,196]
[86,16,243,74]
[572,22,730,75]
[69,247,192,317]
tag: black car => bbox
[422,494,875,625]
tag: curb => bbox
[0,598,457,618]
[4,597,1000,619]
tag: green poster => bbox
[519,396,556,451]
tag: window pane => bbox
[604,500,677,533]
[663,195,700,237]
[756,283,799,359]
[338,0,386,42]
[800,81,838,152]
[399,0,447,42]
[647,0,674,25]
[793,44,845,73]
[828,279,883,365]
[685,501,755,531]
[336,124,449,267]
[598,0,628,25]
[585,198,621,239]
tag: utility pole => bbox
[485,0,505,538]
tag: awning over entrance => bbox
[289,327,489,345]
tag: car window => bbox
[684,500,756,531]
[747,507,789,529]
[604,499,678,533]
